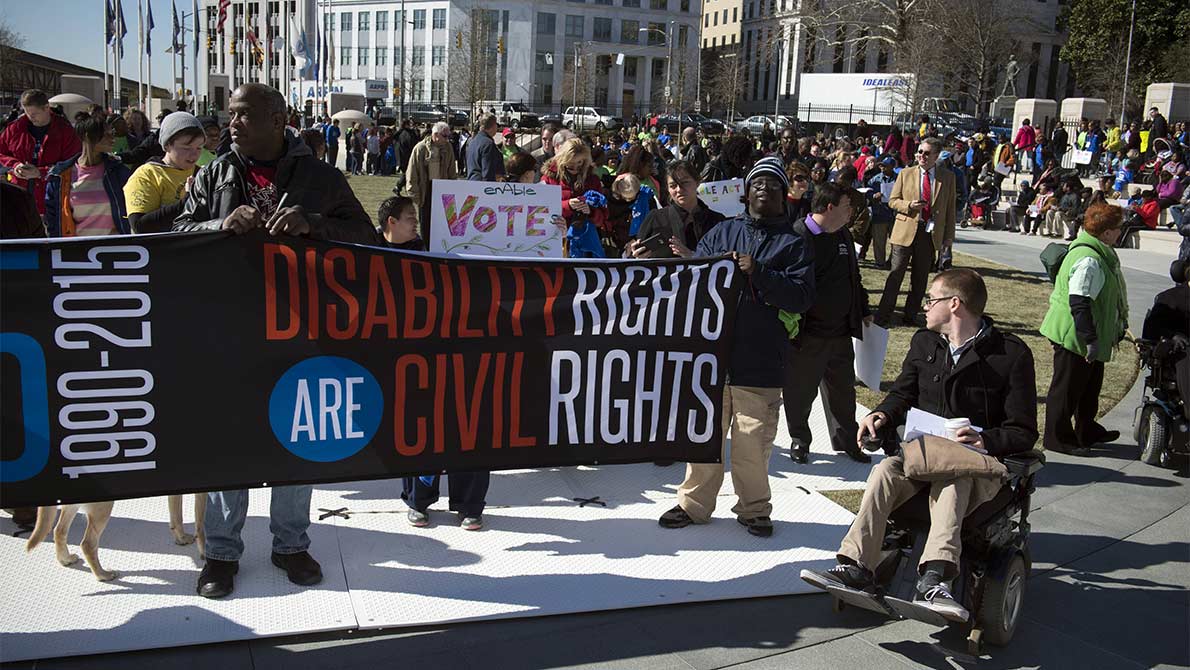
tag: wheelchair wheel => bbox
[1138,406,1169,466]
[978,554,1026,647]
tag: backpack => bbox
[1040,240,1107,282]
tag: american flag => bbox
[216,0,231,33]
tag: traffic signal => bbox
[497,38,504,54]
[207,34,214,49]
[393,85,400,97]
[456,31,462,48]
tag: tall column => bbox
[609,56,625,118]
[640,55,653,116]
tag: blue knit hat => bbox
[745,156,789,193]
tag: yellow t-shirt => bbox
[124,161,192,215]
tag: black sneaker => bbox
[196,558,238,599]
[915,570,969,622]
[737,515,773,537]
[802,563,875,592]
[658,505,694,529]
[271,551,323,586]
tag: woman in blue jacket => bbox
[44,114,131,237]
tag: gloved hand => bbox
[1085,341,1101,362]
[1172,334,1189,352]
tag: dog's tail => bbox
[25,507,56,552]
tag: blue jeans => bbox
[401,473,489,516]
[203,485,312,562]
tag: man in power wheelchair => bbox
[1135,259,1189,467]
[801,268,1043,650]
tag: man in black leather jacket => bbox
[174,84,376,602]
[174,85,377,246]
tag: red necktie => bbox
[921,169,933,222]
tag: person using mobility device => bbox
[1134,259,1190,467]
[801,269,1042,652]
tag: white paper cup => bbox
[944,418,972,441]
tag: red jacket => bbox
[539,160,607,232]
[0,114,82,215]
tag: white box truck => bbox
[795,73,914,127]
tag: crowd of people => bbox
[2,83,1187,626]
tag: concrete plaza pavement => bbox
[4,227,1187,670]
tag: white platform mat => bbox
[325,475,854,631]
[0,489,355,662]
[0,395,873,662]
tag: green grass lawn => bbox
[854,250,1140,431]
[347,174,401,224]
[824,251,1141,514]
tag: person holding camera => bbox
[804,269,1038,621]
[625,159,723,260]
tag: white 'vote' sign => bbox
[430,180,565,258]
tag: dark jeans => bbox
[782,334,859,452]
[402,472,490,516]
[876,224,935,324]
[1044,343,1110,452]
[327,146,339,168]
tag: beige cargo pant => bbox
[676,385,783,523]
[839,455,1002,571]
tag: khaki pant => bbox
[676,385,782,523]
[838,455,1002,571]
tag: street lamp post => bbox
[639,24,674,115]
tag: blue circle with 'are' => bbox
[268,356,383,462]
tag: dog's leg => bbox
[168,495,195,545]
[194,494,207,559]
[80,502,117,581]
[53,505,81,567]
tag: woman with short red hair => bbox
[1039,202,1129,456]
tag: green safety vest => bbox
[1039,231,1129,362]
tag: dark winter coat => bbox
[695,211,816,388]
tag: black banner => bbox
[0,232,740,507]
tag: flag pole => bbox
[263,0,270,89]
[193,0,200,113]
[114,0,123,111]
[138,0,145,111]
[147,0,153,113]
[104,0,111,109]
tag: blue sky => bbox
[4,0,197,91]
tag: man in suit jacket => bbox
[875,136,956,326]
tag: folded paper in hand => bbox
[902,407,982,441]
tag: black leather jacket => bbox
[173,134,378,245]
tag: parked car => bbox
[733,115,793,135]
[679,112,725,135]
[650,113,682,131]
[476,100,541,129]
[404,102,469,127]
[539,111,563,127]
[563,106,623,131]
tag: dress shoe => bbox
[197,558,238,599]
[271,551,323,586]
[836,446,872,463]
[791,448,809,464]
[1086,429,1120,445]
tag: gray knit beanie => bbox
[158,112,204,149]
